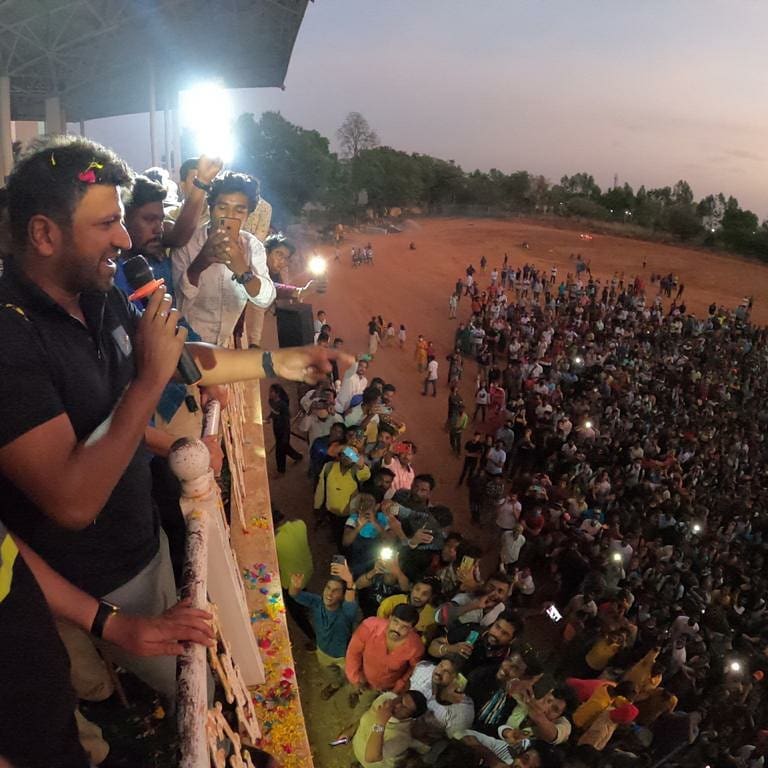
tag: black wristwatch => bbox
[91,599,120,639]
[262,350,277,378]
[192,177,212,193]
[233,270,256,285]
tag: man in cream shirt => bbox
[172,171,275,345]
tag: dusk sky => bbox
[84,0,768,216]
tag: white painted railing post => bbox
[170,436,214,768]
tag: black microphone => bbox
[123,255,202,385]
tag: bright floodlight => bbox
[308,255,327,276]
[179,81,234,162]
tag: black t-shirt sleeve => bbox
[0,309,65,448]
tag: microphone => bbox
[122,255,202,385]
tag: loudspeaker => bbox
[275,302,315,347]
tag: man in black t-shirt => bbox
[459,431,485,485]
[0,136,350,704]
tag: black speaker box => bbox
[275,302,315,347]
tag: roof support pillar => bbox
[0,75,13,182]
[148,61,157,167]
[45,96,63,135]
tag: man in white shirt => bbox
[336,357,369,414]
[422,355,438,397]
[409,658,475,738]
[171,172,276,345]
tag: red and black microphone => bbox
[122,255,202,385]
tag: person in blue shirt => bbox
[289,559,359,700]
[343,493,392,577]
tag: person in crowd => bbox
[314,444,371,543]
[465,653,530,736]
[377,577,440,643]
[171,171,276,344]
[288,559,357,701]
[266,383,303,474]
[409,656,475,739]
[430,610,523,674]
[242,232,296,349]
[422,354,439,397]
[382,440,417,496]
[345,603,425,707]
[351,690,429,768]
[273,508,315,648]
[435,572,513,630]
[336,355,370,414]
[449,402,470,456]
[458,431,485,485]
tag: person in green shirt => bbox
[273,508,315,647]
[450,403,470,455]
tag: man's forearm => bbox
[186,343,267,386]
[436,599,475,626]
[164,187,206,248]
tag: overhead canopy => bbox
[0,0,311,122]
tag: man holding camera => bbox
[172,171,275,345]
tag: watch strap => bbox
[91,600,120,639]
[192,176,212,193]
[262,350,277,378]
[371,724,385,734]
[233,270,256,285]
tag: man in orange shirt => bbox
[345,603,424,709]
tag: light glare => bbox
[308,255,327,276]
[179,82,234,162]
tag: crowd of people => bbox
[274,245,768,768]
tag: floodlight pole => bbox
[148,60,157,167]
[44,96,63,135]
[0,75,12,182]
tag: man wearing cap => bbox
[314,446,371,543]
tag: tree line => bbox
[233,110,768,260]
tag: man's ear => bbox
[27,215,61,257]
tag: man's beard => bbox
[61,231,117,293]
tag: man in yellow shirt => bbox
[273,509,315,646]
[573,680,635,730]
[377,578,439,643]
[314,447,371,543]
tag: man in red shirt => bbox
[345,603,423,709]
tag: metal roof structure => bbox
[0,0,311,122]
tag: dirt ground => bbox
[259,217,768,767]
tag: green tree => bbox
[351,147,423,209]
[662,203,702,240]
[567,197,611,220]
[601,183,635,217]
[560,172,601,200]
[721,198,760,252]
[234,111,338,217]
[672,179,694,206]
